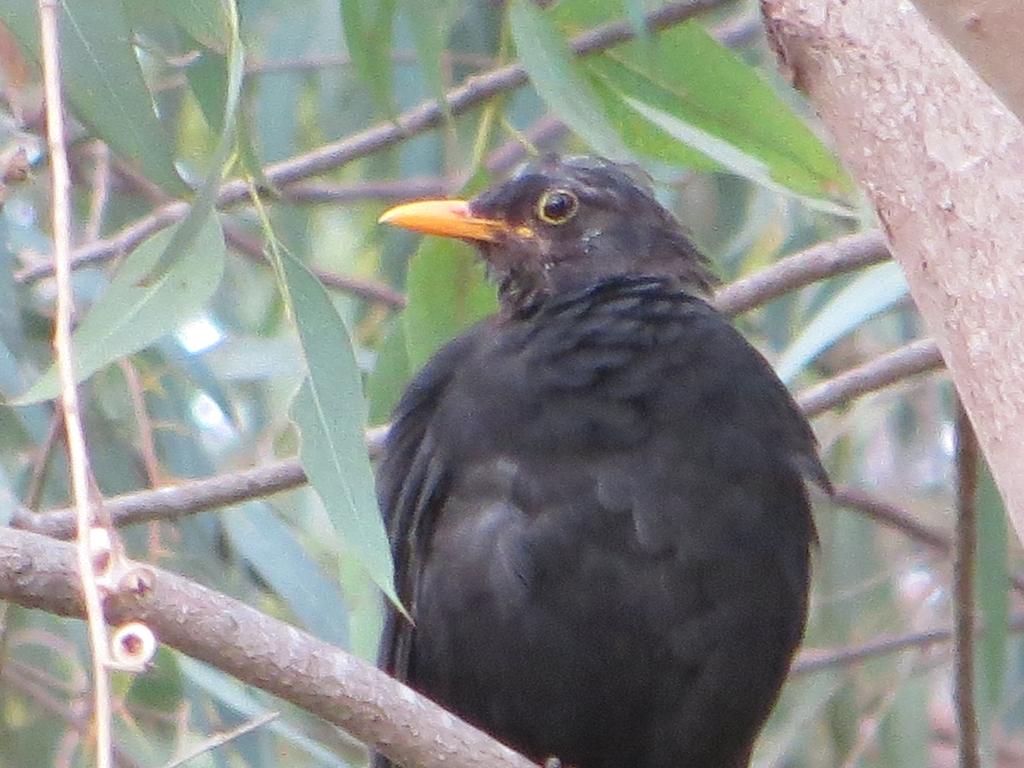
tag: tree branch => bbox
[795,339,943,418]
[713,230,890,316]
[0,526,537,768]
[792,612,1024,677]
[953,401,981,768]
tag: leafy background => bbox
[0,0,1017,766]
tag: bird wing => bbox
[375,325,489,682]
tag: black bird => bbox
[374,156,828,768]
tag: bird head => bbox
[379,155,715,307]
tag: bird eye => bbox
[536,189,578,225]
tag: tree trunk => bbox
[761,0,1024,537]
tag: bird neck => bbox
[499,272,710,321]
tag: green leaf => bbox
[163,0,230,52]
[367,320,411,425]
[399,0,452,119]
[548,0,622,29]
[338,0,396,117]
[878,672,929,768]
[508,0,631,162]
[774,261,908,384]
[587,74,717,171]
[147,1,244,281]
[223,503,350,648]
[402,236,497,371]
[0,0,185,194]
[126,647,183,713]
[264,239,397,606]
[15,214,226,404]
[583,21,850,200]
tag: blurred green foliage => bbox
[0,0,1015,766]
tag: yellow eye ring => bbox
[536,189,579,224]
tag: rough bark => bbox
[761,0,1024,540]
[911,0,1024,123]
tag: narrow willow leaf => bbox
[774,261,908,384]
[338,0,396,117]
[179,658,351,768]
[147,1,245,281]
[367,320,411,425]
[262,235,398,606]
[975,462,1008,723]
[402,236,497,371]
[16,215,226,403]
[508,0,631,162]
[223,503,351,647]
[399,0,451,118]
[1,0,185,194]
[163,0,230,52]
[589,22,848,198]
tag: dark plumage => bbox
[374,156,827,768]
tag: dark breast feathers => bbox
[374,276,824,768]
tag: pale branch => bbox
[11,459,308,540]
[0,526,537,768]
[795,339,943,418]
[5,523,1024,760]
[713,230,891,316]
[910,0,1024,123]
[791,612,1024,677]
[16,0,728,286]
[278,177,453,205]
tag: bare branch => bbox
[796,339,943,418]
[0,526,537,768]
[16,344,951,543]
[953,402,981,768]
[714,230,891,316]
[792,613,1024,677]
[11,459,308,540]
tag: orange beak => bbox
[378,199,513,242]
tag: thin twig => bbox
[23,406,64,511]
[796,339,944,418]
[159,711,280,768]
[953,401,981,768]
[713,230,891,316]
[830,486,1024,596]
[15,0,728,285]
[118,360,160,487]
[3,664,141,768]
[84,142,111,242]
[37,2,113,766]
[279,177,452,205]
[13,459,308,539]
[829,486,950,553]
